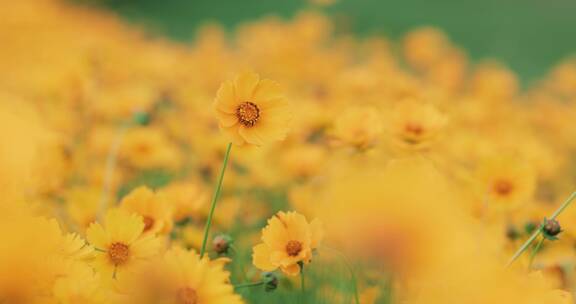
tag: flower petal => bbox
[234,71,260,102]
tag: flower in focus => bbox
[120,186,173,234]
[252,211,323,276]
[86,208,162,278]
[213,71,291,146]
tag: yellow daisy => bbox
[213,71,291,146]
[86,209,162,279]
[252,211,323,276]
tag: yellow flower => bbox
[213,71,291,146]
[120,126,182,170]
[161,181,208,222]
[52,262,108,304]
[252,211,323,276]
[332,106,383,149]
[387,100,447,150]
[117,247,244,304]
[476,155,536,211]
[120,186,173,235]
[86,208,162,279]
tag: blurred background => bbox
[92,0,576,85]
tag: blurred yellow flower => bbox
[120,186,174,234]
[117,247,244,304]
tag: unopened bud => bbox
[262,272,278,292]
[212,234,233,255]
[543,218,562,240]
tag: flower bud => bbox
[543,218,562,239]
[212,234,233,255]
[262,272,278,292]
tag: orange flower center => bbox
[143,216,155,232]
[404,123,424,136]
[286,240,303,257]
[176,287,198,304]
[493,179,514,196]
[236,102,260,127]
[108,242,130,266]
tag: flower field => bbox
[2,1,576,303]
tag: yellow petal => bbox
[234,71,260,102]
[252,79,284,108]
[215,110,239,128]
[219,124,245,146]
[281,263,301,276]
[252,243,277,271]
[86,222,109,249]
[214,80,237,113]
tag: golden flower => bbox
[213,71,291,146]
[252,211,323,276]
[117,247,244,304]
[387,100,447,150]
[86,209,162,278]
[332,106,383,149]
[161,181,208,222]
[120,186,174,235]
[120,126,182,170]
[476,155,536,211]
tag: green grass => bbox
[92,0,576,85]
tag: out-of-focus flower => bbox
[120,186,174,234]
[117,247,244,304]
[387,100,447,150]
[332,106,383,149]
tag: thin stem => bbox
[528,236,545,270]
[200,142,233,258]
[234,281,264,290]
[300,262,305,303]
[98,122,131,221]
[507,190,576,267]
[550,191,576,220]
[322,246,360,304]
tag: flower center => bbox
[143,216,155,232]
[286,240,303,257]
[236,102,260,127]
[176,287,198,304]
[108,242,130,266]
[493,179,514,196]
[404,123,424,136]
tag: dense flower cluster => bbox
[2,0,576,303]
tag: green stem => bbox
[322,246,360,304]
[199,142,233,258]
[300,262,305,303]
[528,236,545,270]
[507,190,576,267]
[234,281,264,290]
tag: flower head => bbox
[252,211,323,276]
[117,247,244,304]
[86,209,162,278]
[213,71,291,146]
[120,186,173,234]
